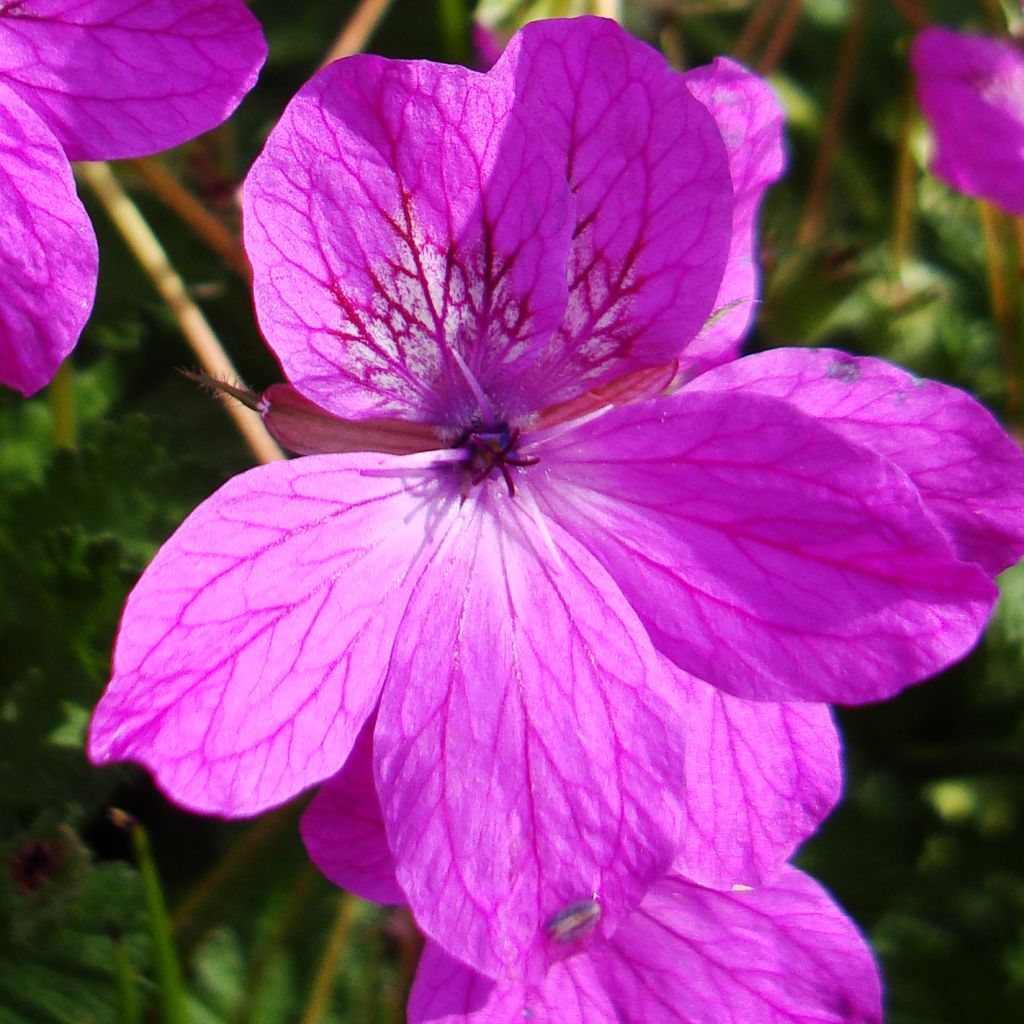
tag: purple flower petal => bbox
[374,492,685,979]
[912,27,1024,215]
[668,661,841,889]
[598,866,882,1024]
[690,347,1024,575]
[409,941,613,1023]
[490,17,733,391]
[537,389,996,704]
[243,54,573,426]
[88,454,463,816]
[0,0,266,160]
[683,57,786,372]
[300,717,404,904]
[408,866,882,1024]
[0,80,95,395]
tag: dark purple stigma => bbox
[461,425,538,497]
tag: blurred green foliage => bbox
[1,0,1022,1020]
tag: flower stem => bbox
[659,19,686,70]
[114,811,188,1024]
[891,68,917,277]
[172,805,295,936]
[886,0,929,29]
[110,927,143,1024]
[321,0,395,66]
[438,0,470,64]
[129,157,251,280]
[77,161,284,465]
[229,863,319,1024]
[756,0,804,74]
[977,198,1022,422]
[48,361,76,450]
[299,893,359,1024]
[981,0,1004,33]
[796,0,871,246]
[734,0,782,64]
[393,907,424,1016]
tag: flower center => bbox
[459,424,538,497]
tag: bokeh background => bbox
[2,1,1023,1021]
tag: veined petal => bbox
[375,490,685,979]
[409,942,613,1024]
[596,866,882,1024]
[535,390,996,704]
[912,27,1024,215]
[690,348,1024,575]
[243,55,572,426]
[88,454,461,816]
[489,17,733,398]
[300,717,404,905]
[0,80,95,395]
[0,0,266,160]
[668,662,841,890]
[684,58,785,372]
[408,867,882,1024]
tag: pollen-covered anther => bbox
[462,426,539,497]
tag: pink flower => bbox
[0,0,267,396]
[408,865,882,1024]
[89,16,1024,981]
[305,727,879,1024]
[912,25,1024,214]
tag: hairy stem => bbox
[886,0,929,29]
[129,157,251,280]
[978,199,1022,422]
[299,894,359,1024]
[321,0,396,66]
[891,68,917,276]
[797,0,871,246]
[77,161,284,465]
[757,0,804,74]
[734,0,783,63]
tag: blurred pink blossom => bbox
[912,25,1024,214]
[0,0,266,395]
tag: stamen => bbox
[450,349,497,427]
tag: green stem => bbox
[173,805,294,938]
[978,199,1022,424]
[438,0,469,64]
[48,361,76,450]
[796,0,870,246]
[891,68,917,278]
[111,929,143,1024]
[118,812,188,1024]
[299,894,358,1024]
[733,0,782,63]
[229,863,319,1024]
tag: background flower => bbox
[0,0,266,395]
[912,26,1024,215]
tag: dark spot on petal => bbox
[828,359,861,383]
